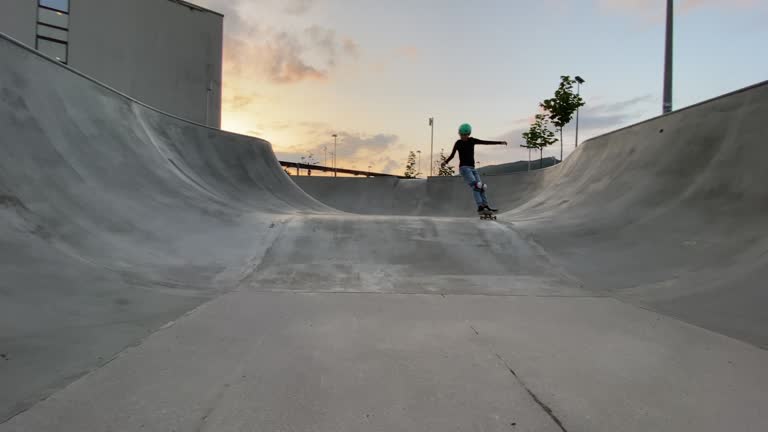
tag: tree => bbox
[435,149,455,176]
[404,151,417,178]
[540,76,585,162]
[522,114,558,169]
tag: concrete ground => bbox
[1,33,767,431]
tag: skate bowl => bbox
[2,32,768,432]
[296,81,768,350]
[292,172,547,217]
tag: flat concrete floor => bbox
[3,217,768,432]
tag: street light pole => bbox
[575,76,585,148]
[332,134,338,177]
[663,0,674,114]
[428,117,434,177]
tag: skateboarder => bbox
[443,123,507,214]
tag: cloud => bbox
[492,94,656,160]
[679,0,760,12]
[298,121,327,129]
[396,45,422,60]
[278,130,403,174]
[342,38,360,59]
[223,93,263,111]
[281,127,401,169]
[577,94,655,130]
[219,25,327,84]
[307,131,400,160]
[284,0,318,15]
[598,0,761,20]
[305,25,338,67]
[266,32,328,83]
[196,1,360,85]
[222,25,363,84]
[380,159,401,174]
[336,132,399,156]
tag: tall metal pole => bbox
[663,0,674,114]
[429,117,434,177]
[575,80,581,148]
[332,134,338,177]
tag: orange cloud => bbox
[223,93,263,111]
[201,1,359,85]
[223,31,328,85]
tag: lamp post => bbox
[575,76,585,148]
[428,117,434,176]
[663,0,674,114]
[332,134,338,177]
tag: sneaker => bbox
[484,205,498,212]
[477,206,487,213]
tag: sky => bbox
[194,0,768,176]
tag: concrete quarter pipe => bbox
[2,33,768,431]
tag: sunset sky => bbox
[194,0,767,175]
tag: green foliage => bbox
[540,75,585,161]
[522,114,558,169]
[540,75,585,130]
[404,151,417,178]
[436,150,455,176]
[522,114,557,150]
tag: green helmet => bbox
[458,123,472,135]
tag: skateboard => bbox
[479,210,497,220]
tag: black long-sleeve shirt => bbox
[446,138,504,167]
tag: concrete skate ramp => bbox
[502,82,768,350]
[293,172,545,217]
[0,34,331,419]
[297,82,768,348]
[3,32,768,431]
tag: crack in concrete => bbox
[494,353,568,432]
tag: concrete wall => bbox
[0,0,223,128]
[0,0,37,46]
[68,0,223,127]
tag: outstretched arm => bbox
[444,143,458,164]
[473,138,508,145]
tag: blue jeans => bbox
[459,166,488,207]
